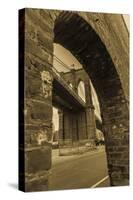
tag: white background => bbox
[0,0,132,199]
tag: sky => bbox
[53,43,82,72]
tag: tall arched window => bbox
[78,81,86,102]
[90,80,101,122]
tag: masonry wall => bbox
[19,8,55,191]
[57,69,96,155]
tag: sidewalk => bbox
[52,146,106,166]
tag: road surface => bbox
[49,147,110,190]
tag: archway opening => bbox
[52,11,129,187]
[49,15,112,189]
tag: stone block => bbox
[25,145,52,174]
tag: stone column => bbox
[19,8,54,192]
[58,109,64,141]
[86,106,96,141]
[58,109,65,155]
[102,99,129,186]
[59,112,73,155]
[77,111,87,140]
[85,79,96,146]
[71,69,77,92]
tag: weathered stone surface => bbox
[25,145,51,173]
[25,170,49,192]
[19,8,129,191]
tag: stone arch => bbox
[54,11,129,186]
[20,9,129,191]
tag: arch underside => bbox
[54,12,124,103]
[54,11,129,186]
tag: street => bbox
[49,147,110,190]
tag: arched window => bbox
[90,81,101,122]
[78,81,86,102]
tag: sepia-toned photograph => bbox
[19,8,129,192]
